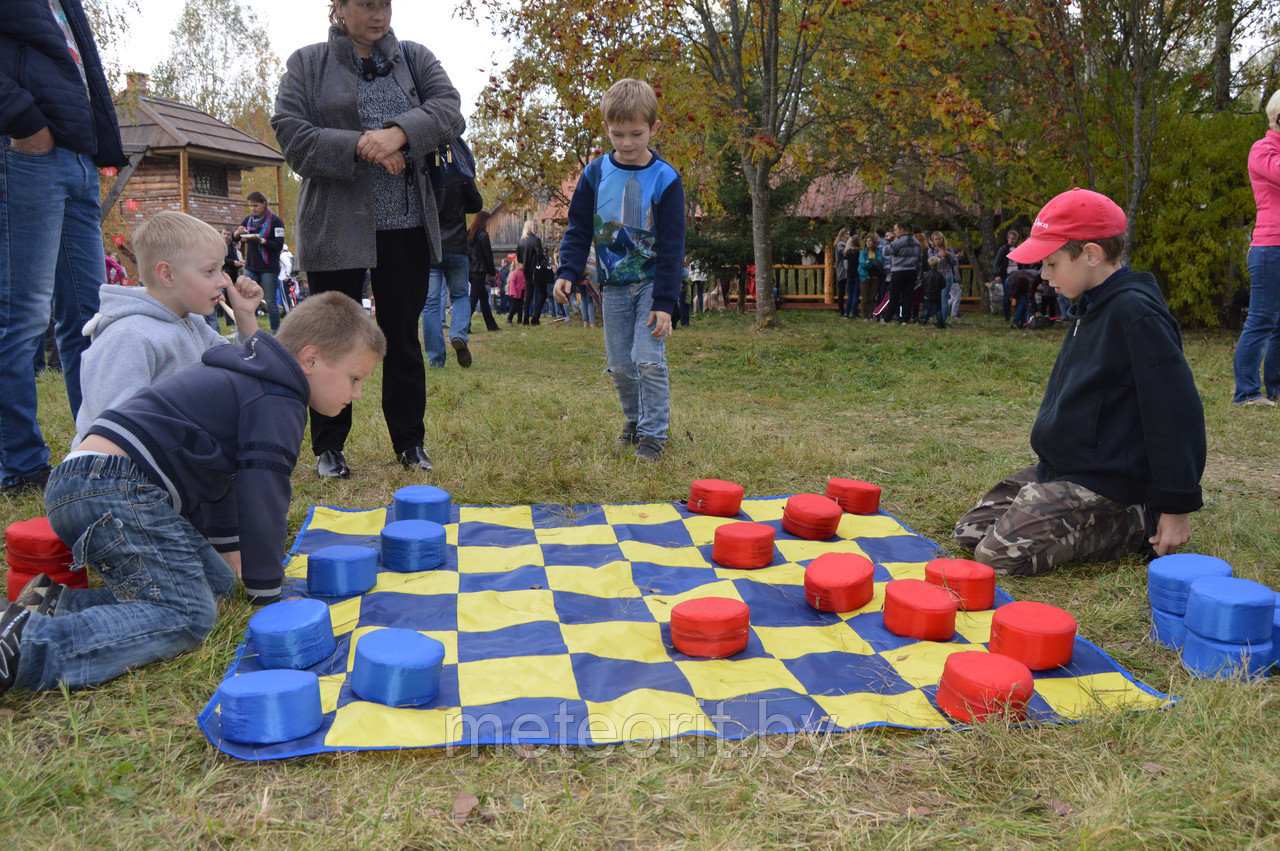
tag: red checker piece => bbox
[670,597,750,658]
[712,522,776,569]
[989,601,1077,670]
[826,478,882,514]
[781,493,842,540]
[5,517,84,601]
[687,479,745,517]
[804,553,875,612]
[925,558,996,611]
[935,651,1035,723]
[883,579,958,641]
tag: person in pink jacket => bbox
[1233,90,1280,405]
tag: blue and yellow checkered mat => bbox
[198,497,1170,760]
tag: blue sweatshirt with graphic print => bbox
[555,151,685,316]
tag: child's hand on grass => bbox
[648,310,672,339]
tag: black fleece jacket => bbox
[1030,269,1205,514]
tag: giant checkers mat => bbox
[199,497,1171,760]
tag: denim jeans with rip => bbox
[602,280,670,441]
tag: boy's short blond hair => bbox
[275,291,387,362]
[132,211,225,287]
[601,78,659,127]
[927,255,940,268]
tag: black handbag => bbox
[401,45,475,190]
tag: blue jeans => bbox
[0,143,104,486]
[1233,246,1280,402]
[244,269,280,332]
[575,285,596,324]
[1012,295,1031,328]
[921,291,944,324]
[422,253,470,368]
[16,454,237,690]
[602,281,670,441]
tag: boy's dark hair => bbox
[246,191,268,204]
[1061,235,1126,264]
[875,227,887,238]
[275,291,387,361]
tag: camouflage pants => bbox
[953,466,1148,576]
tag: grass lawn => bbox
[2,310,1278,847]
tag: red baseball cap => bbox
[1008,188,1126,263]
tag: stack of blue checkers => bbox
[381,519,447,571]
[1181,576,1275,679]
[1147,554,1232,648]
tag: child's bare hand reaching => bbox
[224,273,264,335]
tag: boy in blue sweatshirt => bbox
[953,189,1206,575]
[0,292,386,695]
[553,78,685,462]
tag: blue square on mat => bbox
[531,504,606,528]
[457,621,568,663]
[783,650,916,696]
[613,520,695,547]
[458,564,549,593]
[552,590,654,624]
[569,655,693,703]
[697,689,827,738]
[733,580,840,628]
[457,522,539,548]
[539,541,626,566]
[458,697,593,744]
[630,562,720,596]
[359,591,458,632]
[854,534,943,565]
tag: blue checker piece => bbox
[458,564,549,593]
[540,542,625,566]
[783,650,916,696]
[458,621,568,663]
[630,562,719,596]
[552,589,654,624]
[613,520,694,547]
[457,522,539,548]
[337,664,461,712]
[531,504,606,528]
[733,580,841,627]
[854,534,943,565]
[459,697,593,744]
[359,592,458,632]
[569,655,693,703]
[698,689,828,737]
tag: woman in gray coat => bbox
[272,0,465,479]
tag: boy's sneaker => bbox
[15,573,64,617]
[1239,396,1276,407]
[612,422,639,455]
[634,435,664,463]
[0,602,30,697]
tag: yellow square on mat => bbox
[544,562,641,599]
[326,702,463,748]
[535,524,618,546]
[620,541,711,568]
[716,562,807,587]
[373,569,460,597]
[457,505,534,528]
[813,688,949,729]
[326,596,364,636]
[775,537,871,565]
[675,657,806,701]
[880,641,977,688]
[603,503,684,525]
[559,620,669,663]
[457,654,580,705]
[456,543,545,573]
[284,553,308,579]
[307,506,387,537]
[643,580,743,623]
[584,689,716,742]
[881,562,928,581]
[836,512,911,539]
[1035,672,1172,718]
[754,623,875,659]
[457,589,558,632]
[953,609,996,645]
[834,583,887,620]
[318,673,345,714]
[681,514,742,545]
[739,497,787,522]
[345,626,458,668]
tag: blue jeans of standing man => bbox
[602,280,670,441]
[16,454,237,690]
[0,143,104,486]
[422,252,470,368]
[244,269,280,332]
[1233,246,1280,402]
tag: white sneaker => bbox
[1240,396,1277,407]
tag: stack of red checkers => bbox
[804,553,875,612]
[781,494,842,540]
[925,558,996,611]
[826,478,882,514]
[670,597,750,658]
[935,651,1035,723]
[883,579,958,641]
[712,522,776,569]
[5,517,84,601]
[687,479,745,517]
[989,601,1077,670]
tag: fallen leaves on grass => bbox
[451,790,479,823]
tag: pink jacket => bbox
[1249,129,1280,246]
[507,267,526,299]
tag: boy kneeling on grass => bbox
[0,292,386,697]
[953,188,1206,576]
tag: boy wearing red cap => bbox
[953,188,1206,575]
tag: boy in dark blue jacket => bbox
[0,292,386,695]
[553,78,685,463]
[954,189,1206,575]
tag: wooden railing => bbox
[723,257,991,312]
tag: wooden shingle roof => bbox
[115,95,284,168]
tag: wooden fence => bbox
[724,255,988,312]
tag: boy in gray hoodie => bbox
[73,212,263,445]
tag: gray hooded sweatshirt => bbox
[73,285,244,445]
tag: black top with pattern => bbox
[355,46,423,231]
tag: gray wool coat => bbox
[272,27,466,272]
